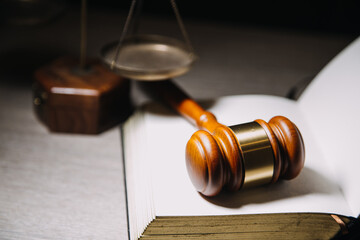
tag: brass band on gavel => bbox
[230,122,274,189]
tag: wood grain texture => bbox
[33,57,132,134]
[185,130,225,196]
[139,80,221,132]
[268,116,305,180]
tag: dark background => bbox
[0,0,359,98]
[82,0,359,35]
[1,0,359,34]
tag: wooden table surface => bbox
[0,5,356,240]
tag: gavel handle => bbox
[143,80,222,133]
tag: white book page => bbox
[299,37,360,216]
[141,95,354,217]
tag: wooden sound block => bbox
[33,57,132,134]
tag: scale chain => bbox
[111,0,138,69]
[112,0,195,68]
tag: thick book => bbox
[122,37,360,240]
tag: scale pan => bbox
[101,35,196,81]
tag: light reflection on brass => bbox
[230,122,274,188]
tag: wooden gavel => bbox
[142,80,305,196]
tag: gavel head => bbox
[185,116,305,196]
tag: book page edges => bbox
[123,109,156,240]
[123,37,360,239]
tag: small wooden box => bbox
[33,57,132,134]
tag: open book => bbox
[122,37,360,240]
